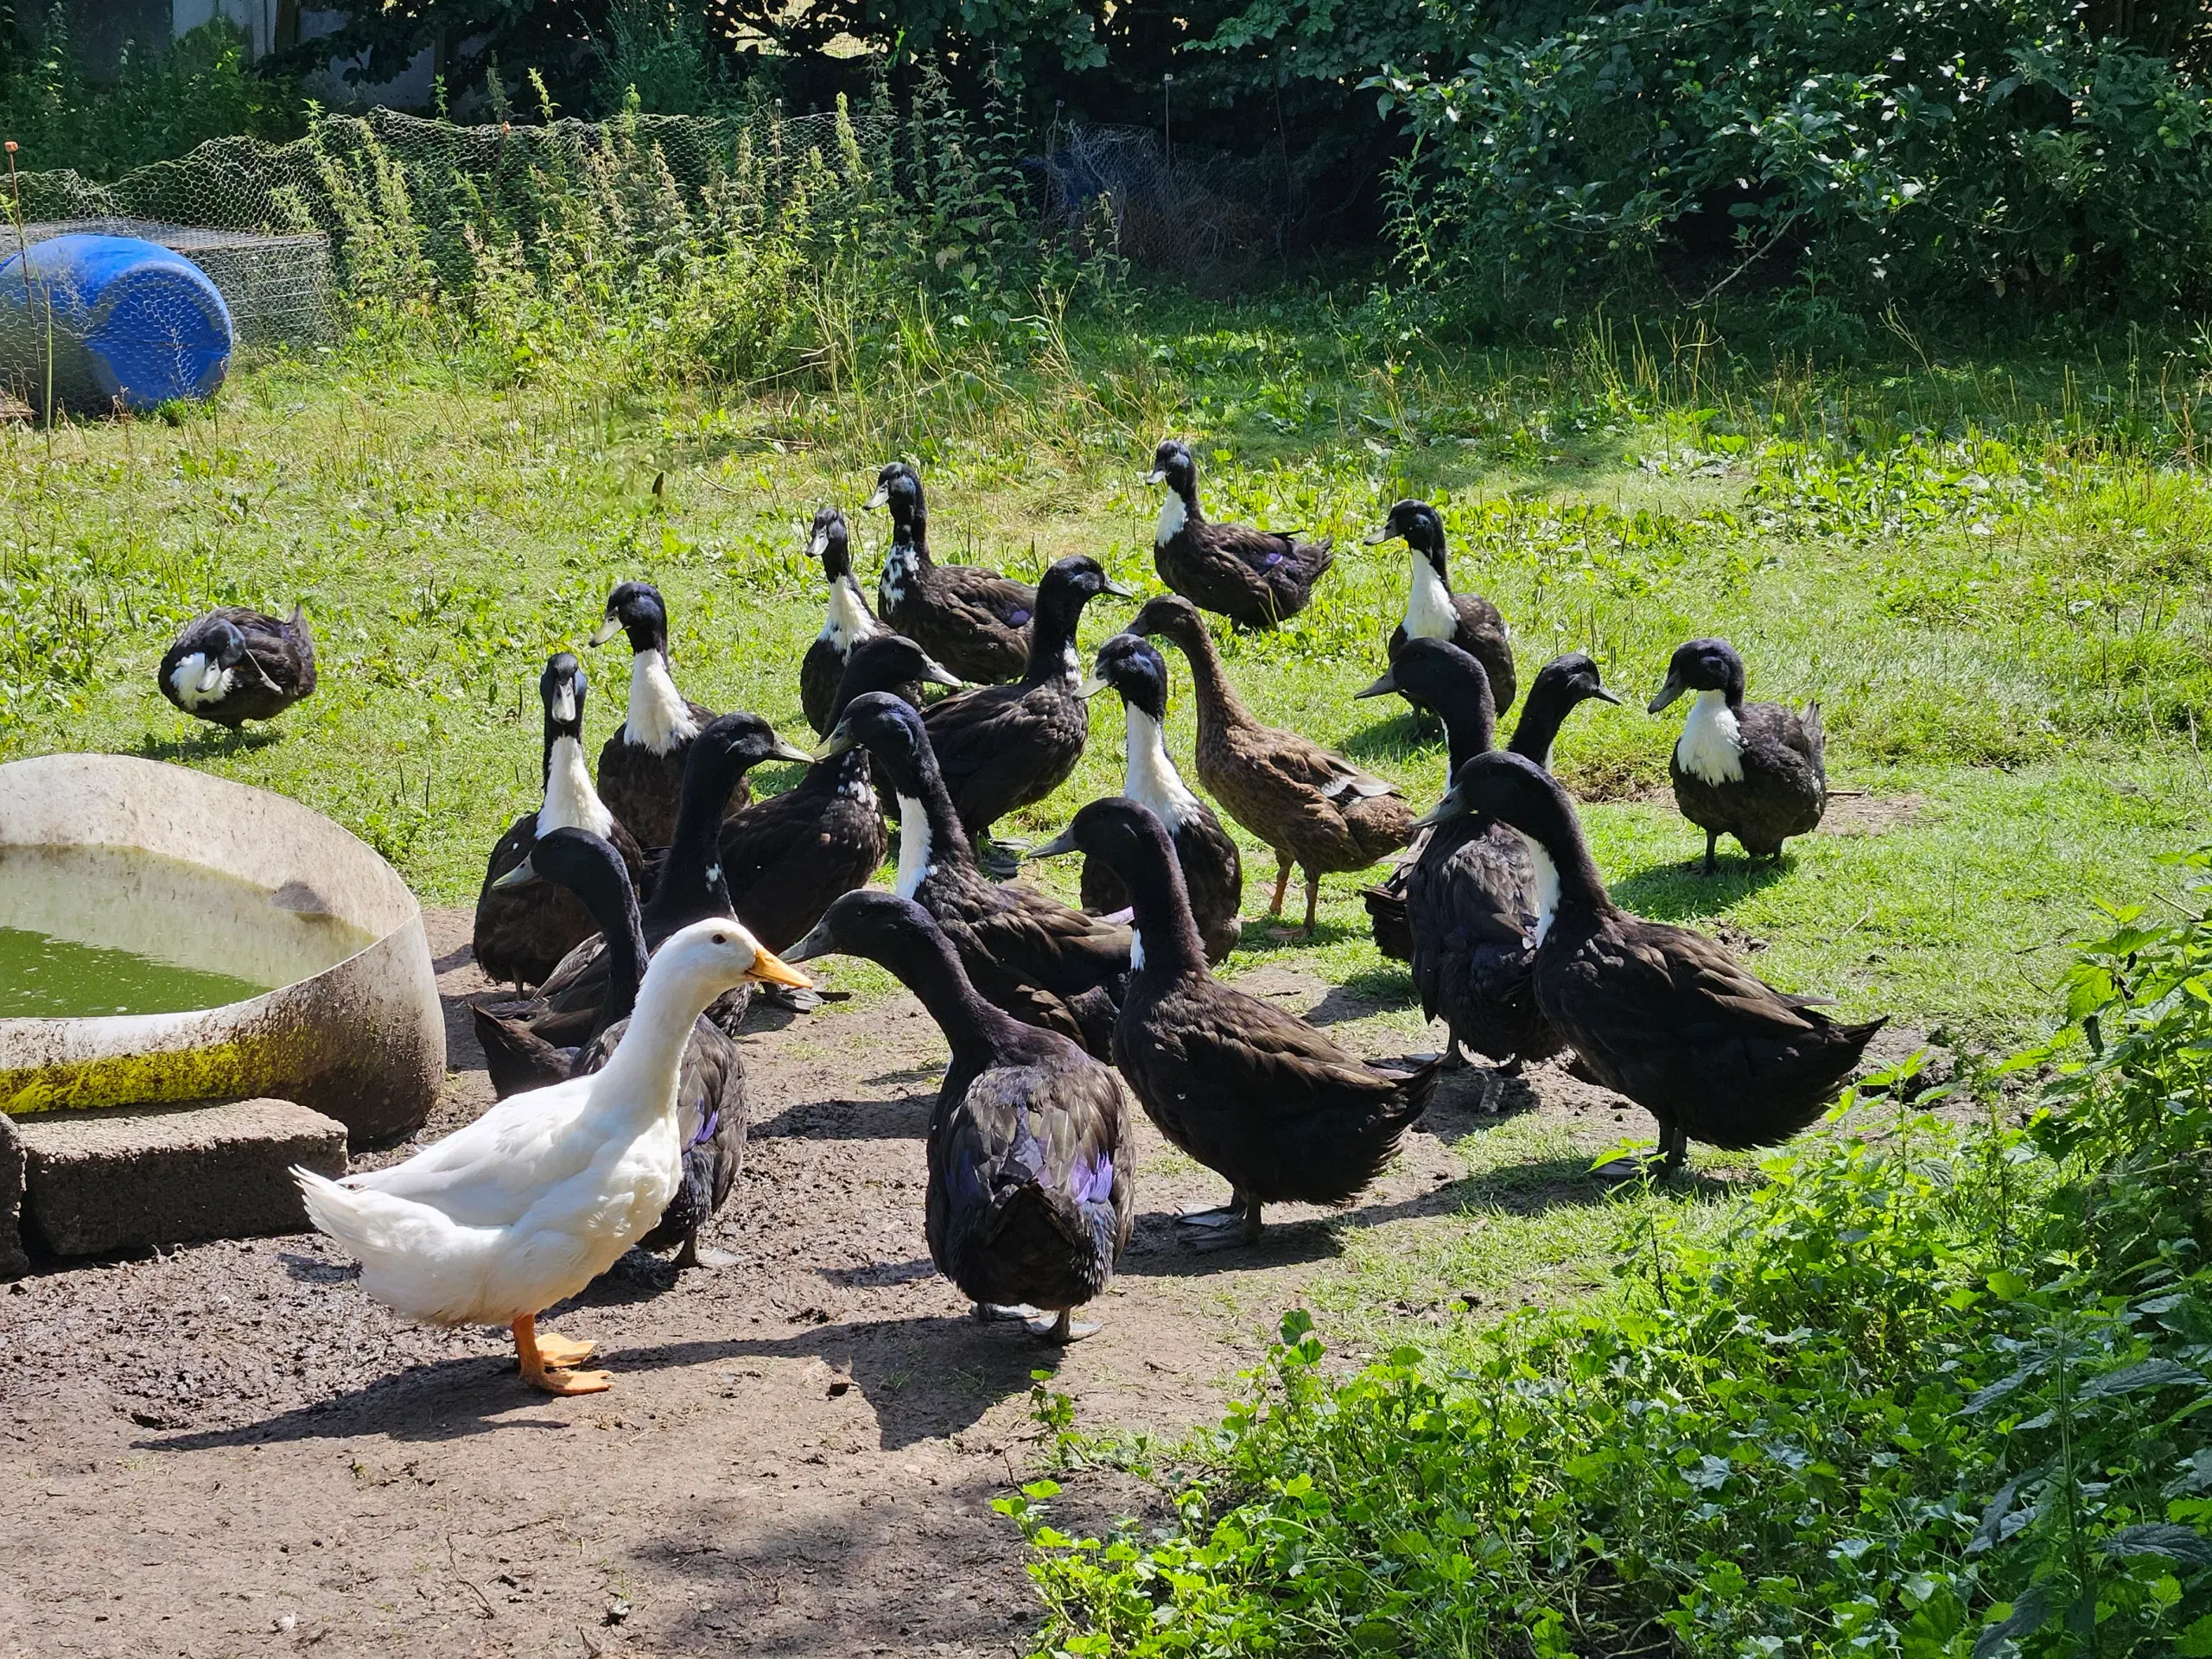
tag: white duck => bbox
[293,918,810,1395]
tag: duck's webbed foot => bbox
[1179,1193,1262,1252]
[972,1301,1043,1324]
[513,1316,611,1395]
[1027,1308,1102,1344]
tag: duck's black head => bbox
[1032,797,1192,958]
[1037,554,1135,626]
[683,710,813,810]
[199,615,249,669]
[591,581,670,657]
[1084,634,1171,723]
[1366,499,1447,569]
[809,506,852,581]
[863,461,924,524]
[815,689,931,795]
[499,823,633,911]
[1357,637,1494,721]
[1649,638,1746,713]
[1125,593,1205,653]
[1424,749,1586,859]
[1510,652,1623,766]
[830,633,962,726]
[786,888,941,973]
[540,652,587,736]
[1145,439,1197,499]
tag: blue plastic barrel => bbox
[0,233,234,416]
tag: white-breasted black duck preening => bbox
[1146,439,1332,629]
[789,890,1133,1342]
[1433,751,1882,1173]
[157,605,316,727]
[1037,798,1439,1250]
[866,462,1036,685]
[295,918,810,1395]
[1365,499,1516,718]
[1649,637,1826,874]
[590,580,741,850]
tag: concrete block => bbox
[17,1097,348,1257]
[0,1111,25,1279]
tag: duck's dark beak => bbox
[490,856,540,891]
[785,919,836,963]
[770,737,815,766]
[919,657,963,690]
[1590,684,1626,706]
[746,948,813,989]
[862,484,890,510]
[1362,525,1395,545]
[1027,827,1080,861]
[1142,468,1166,486]
[812,724,856,762]
[1648,672,1686,715]
[1102,576,1137,600]
[588,617,622,647]
[1412,790,1465,831]
[1353,666,1399,701]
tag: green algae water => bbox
[0,845,375,1019]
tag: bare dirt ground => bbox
[0,907,1896,1657]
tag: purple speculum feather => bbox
[690,1108,718,1147]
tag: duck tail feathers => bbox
[291,1166,486,1324]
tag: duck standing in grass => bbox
[1649,637,1826,874]
[789,891,1132,1341]
[922,553,1133,869]
[591,581,741,849]
[1078,634,1243,963]
[820,692,1131,1056]
[474,652,648,991]
[157,605,316,728]
[1365,499,1516,719]
[1358,644,1618,963]
[295,918,811,1395]
[866,461,1037,685]
[1145,439,1333,629]
[1128,594,1413,933]
[1037,798,1439,1249]
[718,634,959,952]
[1435,751,1883,1174]
[798,506,903,736]
[472,830,747,1269]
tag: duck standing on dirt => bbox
[157,605,316,728]
[798,506,903,736]
[474,652,649,990]
[1037,798,1439,1249]
[1128,594,1413,933]
[866,461,1037,685]
[1433,751,1883,1174]
[1146,439,1333,629]
[295,918,811,1395]
[818,692,1131,1056]
[472,829,747,1270]
[790,891,1133,1341]
[1077,633,1243,963]
[1648,637,1826,874]
[1365,499,1516,719]
[922,553,1133,868]
[591,580,741,849]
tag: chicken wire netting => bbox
[1036,122,1303,279]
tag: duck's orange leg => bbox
[1268,855,1293,918]
[512,1315,611,1395]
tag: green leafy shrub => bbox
[1376,0,2212,328]
[1007,858,2212,1655]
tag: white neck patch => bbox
[820,575,881,649]
[169,652,232,709]
[894,796,934,899]
[1675,689,1745,785]
[880,543,916,608]
[538,734,617,841]
[1128,927,1145,973]
[1122,706,1202,834]
[626,649,700,755]
[1403,550,1458,641]
[1154,491,1188,546]
[1512,828,1560,947]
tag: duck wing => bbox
[1407,820,1539,1029]
[472,1002,583,1097]
[638,1020,747,1252]
[342,1074,601,1227]
[937,566,1039,634]
[717,775,886,953]
[974,881,1133,998]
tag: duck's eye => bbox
[712,932,728,944]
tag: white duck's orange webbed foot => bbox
[512,1316,612,1395]
[532,1329,596,1368]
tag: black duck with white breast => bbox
[1366,499,1516,719]
[157,605,317,727]
[1357,644,1618,963]
[718,634,959,953]
[1440,751,1884,1173]
[472,828,747,1269]
[921,553,1131,864]
[1649,637,1826,874]
[820,693,1131,1056]
[798,505,909,736]
[1076,634,1243,963]
[474,652,649,990]
[1146,439,1333,629]
[1128,594,1414,933]
[591,580,745,849]
[1037,798,1440,1249]
[867,462,1037,685]
[789,891,1132,1341]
